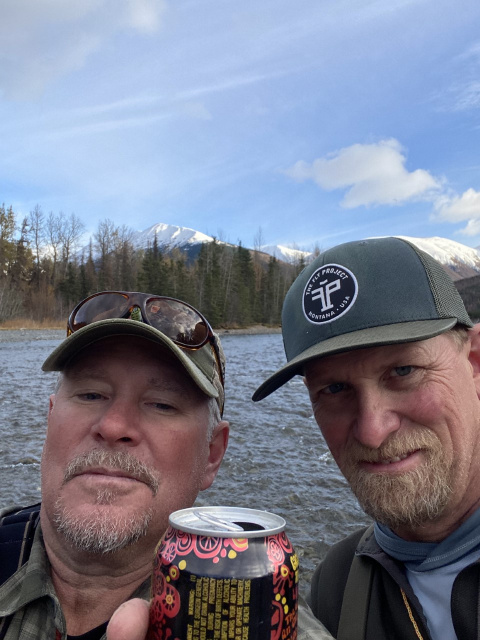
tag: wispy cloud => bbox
[433,189,480,235]
[0,0,166,100]
[433,39,480,113]
[449,81,480,112]
[177,71,289,100]
[285,139,441,208]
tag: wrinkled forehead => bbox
[60,335,207,398]
[303,336,444,383]
[63,334,172,366]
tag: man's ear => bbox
[48,394,55,415]
[467,325,480,395]
[200,421,229,491]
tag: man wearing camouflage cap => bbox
[253,237,480,640]
[0,291,229,639]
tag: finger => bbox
[106,598,150,640]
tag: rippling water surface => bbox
[0,330,370,595]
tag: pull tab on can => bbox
[192,509,245,532]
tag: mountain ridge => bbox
[80,222,480,280]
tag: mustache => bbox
[345,430,441,463]
[63,450,160,495]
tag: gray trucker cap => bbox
[253,236,472,401]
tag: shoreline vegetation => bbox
[0,206,303,331]
[0,318,281,335]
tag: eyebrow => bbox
[64,367,109,382]
[65,369,193,396]
[146,377,192,396]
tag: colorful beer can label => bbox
[148,507,298,640]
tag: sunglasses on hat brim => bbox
[67,291,225,390]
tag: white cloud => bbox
[433,188,480,235]
[458,219,480,236]
[0,0,166,100]
[125,0,165,34]
[285,139,441,208]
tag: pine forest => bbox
[0,205,306,328]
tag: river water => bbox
[0,330,370,596]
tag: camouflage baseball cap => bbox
[43,292,226,415]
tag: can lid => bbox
[168,506,286,537]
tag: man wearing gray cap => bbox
[253,237,480,640]
[0,291,229,639]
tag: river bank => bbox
[217,325,281,335]
[0,321,281,335]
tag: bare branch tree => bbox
[28,204,45,272]
[60,212,85,271]
[46,211,63,284]
[253,226,265,254]
[94,218,120,290]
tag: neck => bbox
[41,516,153,635]
[51,564,150,635]
[392,498,480,543]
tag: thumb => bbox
[107,598,150,640]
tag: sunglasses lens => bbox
[71,293,130,330]
[145,299,208,346]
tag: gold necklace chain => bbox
[401,588,424,640]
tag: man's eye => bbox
[79,392,102,400]
[393,366,413,377]
[150,402,175,412]
[322,382,345,395]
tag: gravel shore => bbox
[0,325,281,340]
[216,325,281,335]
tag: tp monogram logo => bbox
[302,263,358,324]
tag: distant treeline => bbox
[0,204,307,327]
[453,275,480,322]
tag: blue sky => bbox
[2,0,480,252]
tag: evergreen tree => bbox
[75,242,98,299]
[227,244,255,326]
[259,256,282,325]
[169,253,195,304]
[7,218,33,318]
[138,234,170,294]
[0,204,17,280]
[57,262,80,310]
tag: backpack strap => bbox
[0,504,41,640]
[336,524,374,640]
[0,504,41,584]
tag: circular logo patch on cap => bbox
[303,263,358,324]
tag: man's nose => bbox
[352,388,401,449]
[92,399,140,445]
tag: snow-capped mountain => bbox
[76,223,225,262]
[396,236,480,280]
[131,223,217,251]
[79,222,480,280]
[260,244,312,264]
[132,225,313,264]
[261,235,480,278]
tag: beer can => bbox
[148,506,298,640]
